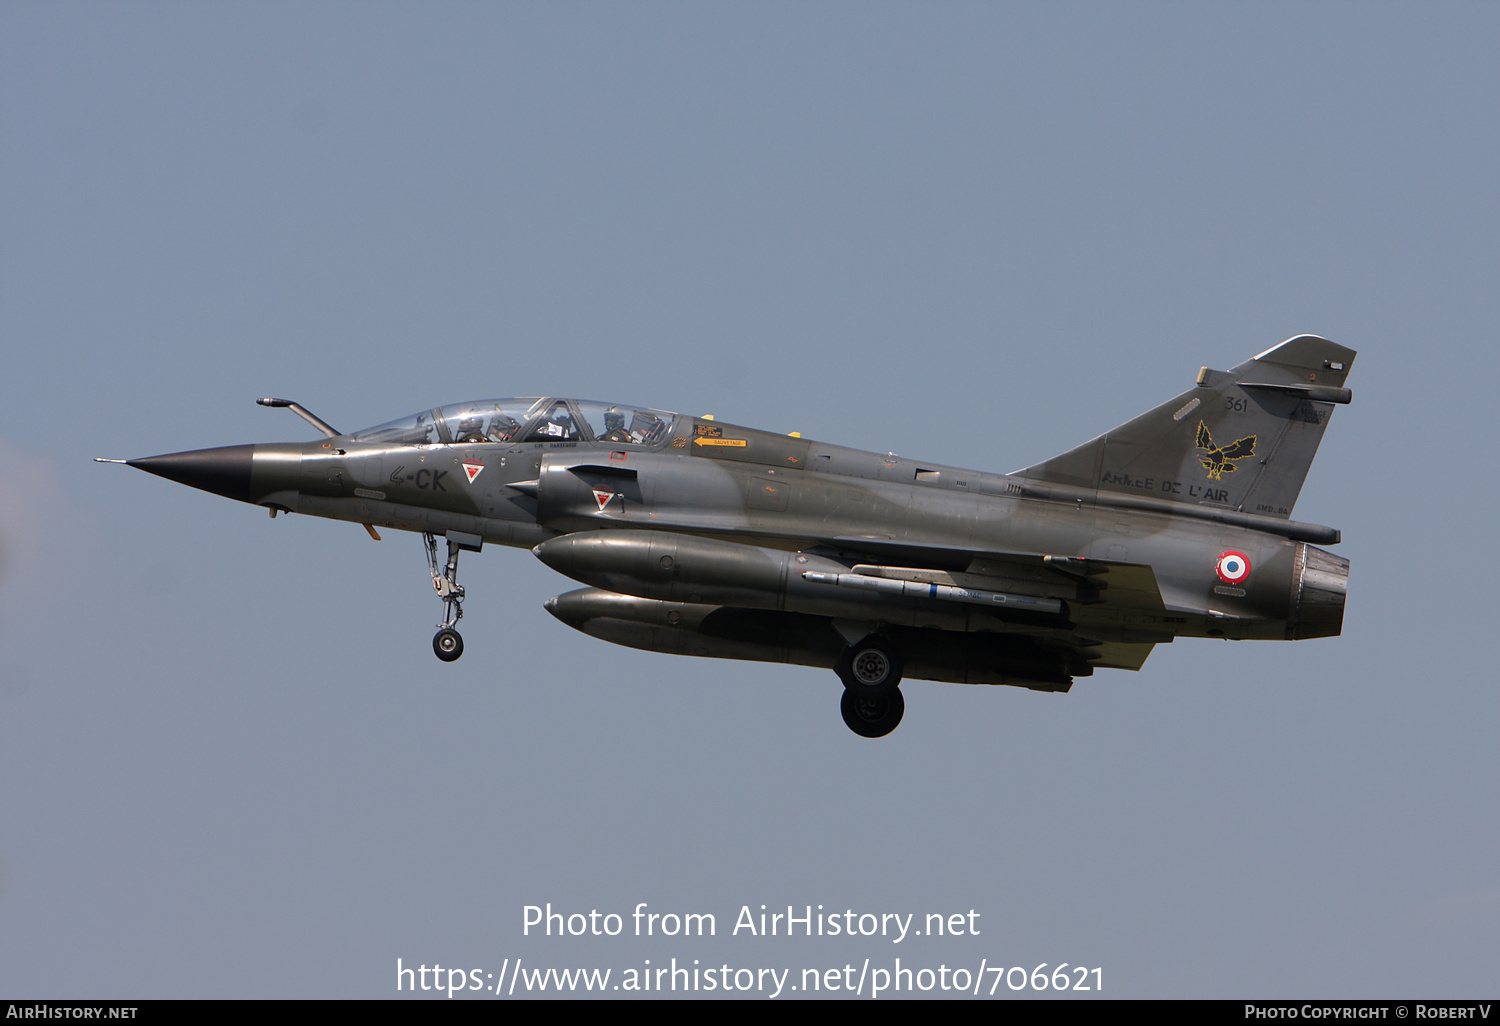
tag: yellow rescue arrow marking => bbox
[693,437,747,447]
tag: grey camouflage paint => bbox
[120,335,1354,734]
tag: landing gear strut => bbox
[425,531,478,662]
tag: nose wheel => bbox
[433,627,464,662]
[424,531,481,661]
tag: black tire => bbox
[835,637,903,696]
[433,628,464,662]
[840,687,905,738]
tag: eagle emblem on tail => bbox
[1196,421,1256,480]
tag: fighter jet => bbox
[102,335,1354,737]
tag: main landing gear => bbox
[836,636,905,738]
[425,531,482,662]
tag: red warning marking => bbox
[461,461,484,484]
[592,488,617,511]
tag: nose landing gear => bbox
[424,531,483,661]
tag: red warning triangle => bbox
[592,488,616,511]
[462,461,484,484]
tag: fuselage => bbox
[135,396,1347,657]
[120,333,1357,735]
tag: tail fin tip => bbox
[1246,335,1357,389]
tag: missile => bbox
[800,570,1063,614]
[532,530,1069,629]
[535,527,958,623]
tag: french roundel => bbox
[1215,550,1251,584]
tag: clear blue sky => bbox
[2,1,1496,998]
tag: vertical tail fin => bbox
[1018,335,1356,519]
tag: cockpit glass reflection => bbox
[520,400,580,442]
[350,399,543,445]
[350,398,676,447]
[574,401,671,445]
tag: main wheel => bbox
[835,637,903,696]
[433,628,464,662]
[840,687,905,738]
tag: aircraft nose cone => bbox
[128,445,255,503]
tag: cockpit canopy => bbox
[349,398,675,447]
